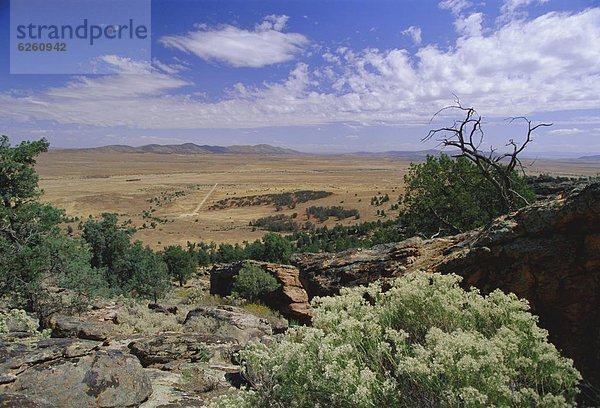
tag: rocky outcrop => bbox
[210,261,312,324]
[184,305,287,346]
[47,314,110,341]
[293,237,457,298]
[128,333,239,369]
[0,338,152,407]
[292,182,600,391]
[0,393,55,408]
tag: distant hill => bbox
[578,155,600,161]
[68,143,301,155]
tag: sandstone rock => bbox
[47,314,109,341]
[210,260,312,323]
[0,373,17,384]
[8,350,152,407]
[1,337,152,407]
[292,236,458,298]
[0,393,55,408]
[0,338,100,374]
[139,367,225,408]
[437,183,600,392]
[183,305,284,346]
[128,333,239,369]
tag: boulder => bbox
[1,338,152,408]
[0,338,100,374]
[47,314,109,341]
[183,305,285,346]
[128,333,239,369]
[210,260,312,324]
[437,183,600,392]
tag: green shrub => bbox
[401,154,535,236]
[212,272,580,407]
[306,206,360,222]
[162,245,197,286]
[82,213,171,301]
[232,263,280,302]
[251,214,299,232]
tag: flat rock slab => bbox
[128,333,239,369]
[6,349,152,408]
[47,314,110,341]
[0,393,56,408]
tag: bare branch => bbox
[424,104,552,211]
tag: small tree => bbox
[261,232,292,264]
[0,136,105,313]
[82,213,134,284]
[119,242,170,303]
[162,245,197,286]
[232,263,280,302]
[424,101,550,212]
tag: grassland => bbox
[36,150,600,249]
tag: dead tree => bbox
[423,100,552,212]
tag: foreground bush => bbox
[212,272,580,407]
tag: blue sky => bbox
[1,0,599,156]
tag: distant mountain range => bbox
[59,143,599,160]
[68,143,301,155]
[66,144,454,159]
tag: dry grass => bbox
[115,300,185,335]
[36,150,600,250]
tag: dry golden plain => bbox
[36,150,600,249]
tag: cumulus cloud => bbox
[401,26,422,45]
[1,8,599,131]
[160,15,308,68]
[454,13,483,37]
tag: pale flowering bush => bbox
[210,272,581,407]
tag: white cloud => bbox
[256,15,290,32]
[498,0,550,23]
[160,15,308,68]
[454,13,483,37]
[1,8,599,132]
[439,0,473,16]
[152,58,187,74]
[94,55,152,74]
[548,128,585,135]
[401,26,422,45]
